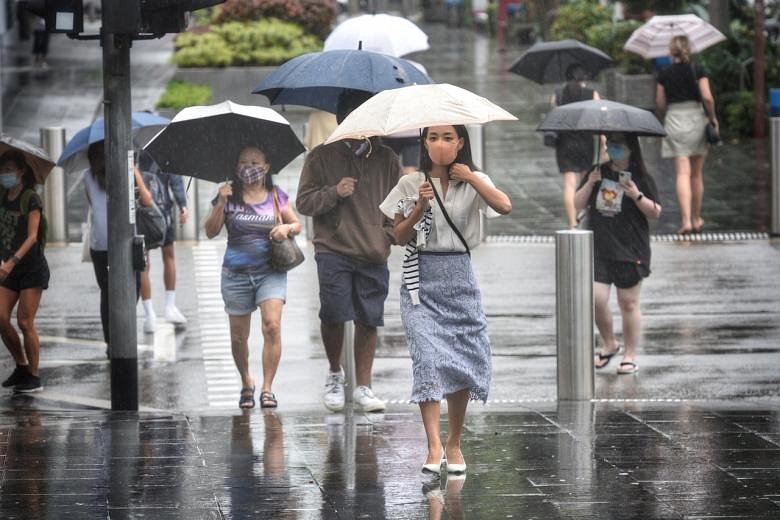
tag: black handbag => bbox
[269,188,304,273]
[705,121,721,145]
[543,131,559,147]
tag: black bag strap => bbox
[689,63,712,119]
[424,171,470,256]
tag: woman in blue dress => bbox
[380,125,512,476]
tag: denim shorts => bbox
[315,252,389,327]
[221,268,287,315]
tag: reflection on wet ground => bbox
[2,403,780,519]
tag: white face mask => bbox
[0,172,18,189]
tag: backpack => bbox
[0,187,48,250]
[136,172,168,250]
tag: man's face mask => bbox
[426,138,460,166]
[237,165,266,185]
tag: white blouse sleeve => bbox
[474,171,501,219]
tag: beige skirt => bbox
[661,101,709,158]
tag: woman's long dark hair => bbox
[228,148,275,206]
[561,64,588,104]
[0,150,36,191]
[418,125,480,174]
[87,142,107,191]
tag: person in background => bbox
[574,132,662,375]
[552,63,601,228]
[204,146,300,409]
[84,143,152,356]
[655,35,718,235]
[296,89,400,414]
[137,151,189,333]
[0,151,49,393]
[380,124,511,477]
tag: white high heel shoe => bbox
[421,453,446,475]
[446,451,466,474]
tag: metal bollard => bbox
[39,127,68,244]
[178,176,199,241]
[555,230,595,401]
[771,117,780,236]
[467,124,488,240]
[340,321,357,405]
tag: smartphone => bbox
[618,171,632,186]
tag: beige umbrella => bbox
[324,83,517,144]
[623,14,726,59]
[0,133,55,184]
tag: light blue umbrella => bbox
[57,112,170,171]
[253,49,433,113]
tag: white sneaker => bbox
[143,314,156,334]
[353,385,386,413]
[164,305,187,324]
[323,369,345,412]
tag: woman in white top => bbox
[380,124,512,477]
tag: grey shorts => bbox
[315,252,389,327]
[221,268,287,315]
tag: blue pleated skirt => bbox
[400,252,491,403]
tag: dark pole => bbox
[754,0,766,139]
[102,2,138,410]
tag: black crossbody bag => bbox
[424,171,470,257]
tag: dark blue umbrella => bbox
[252,49,433,113]
[57,112,170,171]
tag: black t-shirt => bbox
[584,164,656,268]
[656,62,706,103]
[0,190,45,270]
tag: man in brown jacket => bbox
[296,90,401,413]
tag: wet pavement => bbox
[1,11,780,520]
[2,403,780,519]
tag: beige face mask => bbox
[427,140,459,166]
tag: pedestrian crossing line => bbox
[193,241,242,408]
[486,232,769,244]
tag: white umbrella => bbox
[324,83,517,144]
[323,14,429,57]
[623,14,726,59]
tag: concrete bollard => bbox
[555,230,595,401]
[340,321,357,405]
[771,117,780,236]
[39,127,68,244]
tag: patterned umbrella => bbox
[623,14,726,59]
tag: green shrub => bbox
[155,80,213,110]
[173,19,322,67]
[549,1,612,42]
[585,20,649,74]
[720,90,760,139]
[215,0,336,40]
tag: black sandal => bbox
[239,387,255,409]
[260,391,277,408]
[595,345,621,369]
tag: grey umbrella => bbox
[0,133,55,184]
[508,39,613,84]
[536,99,666,137]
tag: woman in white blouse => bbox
[380,124,512,477]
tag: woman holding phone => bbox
[574,132,661,374]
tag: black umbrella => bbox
[508,39,613,84]
[536,99,666,137]
[143,101,305,183]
